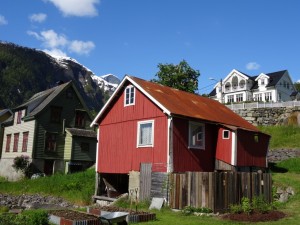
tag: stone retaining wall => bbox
[233,106,300,126]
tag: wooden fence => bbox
[169,172,272,212]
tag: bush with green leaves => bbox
[0,210,49,225]
[229,196,274,215]
[12,155,31,177]
[182,206,213,216]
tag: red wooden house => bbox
[91,76,270,196]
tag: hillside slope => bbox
[0,42,120,112]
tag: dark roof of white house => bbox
[209,70,287,96]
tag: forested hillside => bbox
[0,42,106,113]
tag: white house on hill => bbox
[209,69,299,103]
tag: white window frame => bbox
[227,94,234,103]
[188,121,205,149]
[137,120,154,147]
[265,92,272,102]
[236,94,243,102]
[223,130,230,139]
[124,85,135,106]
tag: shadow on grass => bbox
[268,162,288,173]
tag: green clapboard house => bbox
[0,81,97,180]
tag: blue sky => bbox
[1,0,300,94]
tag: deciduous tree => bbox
[152,60,200,93]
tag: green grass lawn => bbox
[259,125,300,149]
[0,168,95,205]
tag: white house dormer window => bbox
[189,122,205,149]
[261,79,265,85]
[124,85,135,106]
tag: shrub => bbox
[0,210,49,225]
[229,204,242,214]
[12,155,31,177]
[241,197,252,214]
[182,206,212,216]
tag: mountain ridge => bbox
[0,42,120,113]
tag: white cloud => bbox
[69,40,95,55]
[0,15,8,25]
[29,13,47,23]
[246,62,260,70]
[43,48,67,57]
[40,30,68,48]
[46,0,99,17]
[27,29,95,56]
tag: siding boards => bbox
[169,172,272,212]
[71,137,96,161]
[99,116,167,174]
[172,118,217,172]
[1,120,35,159]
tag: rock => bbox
[278,192,289,203]
[0,194,75,210]
[286,187,295,195]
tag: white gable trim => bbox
[222,69,250,84]
[255,73,269,81]
[127,76,171,115]
[91,76,171,126]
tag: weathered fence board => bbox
[169,172,272,212]
[139,163,152,201]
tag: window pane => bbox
[189,122,205,149]
[13,133,19,152]
[45,133,57,151]
[140,123,152,145]
[22,132,29,152]
[5,134,11,152]
[125,86,135,106]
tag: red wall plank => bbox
[97,85,168,173]
[172,117,217,172]
[236,130,269,167]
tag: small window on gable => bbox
[223,130,230,139]
[137,120,154,147]
[254,134,259,143]
[124,86,135,106]
[75,110,86,128]
[17,111,22,124]
[50,106,62,123]
[189,122,205,149]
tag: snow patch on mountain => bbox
[92,74,120,93]
[45,51,120,93]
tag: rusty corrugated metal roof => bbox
[129,76,259,132]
